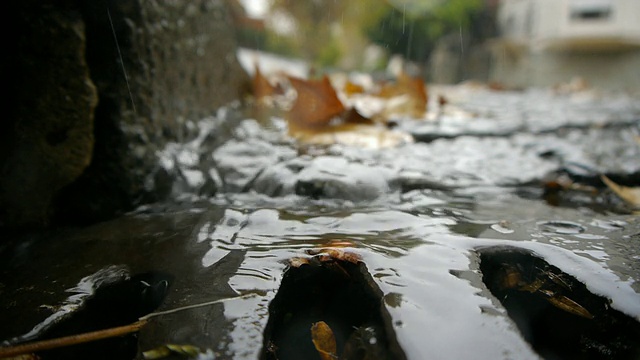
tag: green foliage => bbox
[258,0,483,68]
[316,39,342,68]
[237,27,267,50]
[366,0,483,62]
[264,32,299,58]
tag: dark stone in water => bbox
[6,271,171,360]
[480,248,640,360]
[261,258,406,360]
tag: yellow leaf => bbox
[545,295,594,319]
[601,175,640,208]
[311,321,338,360]
[142,344,201,359]
[343,80,365,96]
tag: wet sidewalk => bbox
[1,83,640,359]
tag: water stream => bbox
[1,84,639,359]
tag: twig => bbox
[0,319,147,358]
[140,293,256,321]
[0,293,257,358]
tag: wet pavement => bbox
[1,84,640,359]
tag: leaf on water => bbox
[601,175,640,208]
[545,294,594,319]
[287,75,346,129]
[342,107,374,125]
[377,71,428,117]
[306,248,362,264]
[519,278,545,294]
[142,344,201,359]
[310,321,338,360]
[343,80,365,96]
[252,65,279,103]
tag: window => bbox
[569,0,612,20]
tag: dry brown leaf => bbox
[252,65,279,102]
[344,80,365,96]
[601,175,640,207]
[544,294,594,319]
[397,72,428,110]
[377,72,428,117]
[342,107,374,125]
[288,257,310,268]
[287,75,346,129]
[306,248,362,264]
[310,321,338,360]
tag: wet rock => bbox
[2,0,249,227]
[261,254,406,360]
[480,247,640,360]
[55,0,250,224]
[252,156,395,201]
[213,138,298,193]
[406,86,640,142]
[1,5,97,227]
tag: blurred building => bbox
[492,0,640,90]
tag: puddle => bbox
[2,85,640,359]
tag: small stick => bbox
[0,319,147,358]
[0,293,256,358]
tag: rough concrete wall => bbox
[0,5,98,227]
[1,0,249,227]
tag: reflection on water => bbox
[2,85,639,359]
[189,200,639,359]
[190,92,640,356]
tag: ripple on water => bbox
[537,220,586,235]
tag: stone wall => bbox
[1,0,249,227]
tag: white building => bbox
[492,0,640,90]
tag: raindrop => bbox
[459,23,464,55]
[491,221,514,234]
[537,221,586,235]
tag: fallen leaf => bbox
[252,65,279,102]
[288,257,310,268]
[287,75,346,129]
[342,107,374,125]
[438,95,448,107]
[344,80,365,96]
[499,265,522,289]
[142,344,201,359]
[306,248,362,264]
[377,71,428,117]
[311,321,338,360]
[543,293,594,319]
[601,175,640,207]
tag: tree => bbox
[366,0,483,63]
